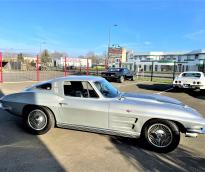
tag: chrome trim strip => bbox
[57,122,140,138]
[187,128,205,134]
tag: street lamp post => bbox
[39,41,46,56]
[107,24,118,68]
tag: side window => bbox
[64,81,99,98]
[36,83,52,90]
[124,68,129,74]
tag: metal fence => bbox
[1,51,204,83]
[122,61,205,83]
[0,53,107,83]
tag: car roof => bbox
[50,75,104,83]
[182,71,203,74]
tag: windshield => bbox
[182,73,201,78]
[94,79,119,98]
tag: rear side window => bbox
[182,73,201,78]
[36,83,52,90]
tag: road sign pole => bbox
[0,52,3,83]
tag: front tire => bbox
[141,119,180,153]
[23,106,55,135]
[118,76,124,83]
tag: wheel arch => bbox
[141,118,186,134]
[22,104,57,127]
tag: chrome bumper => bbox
[185,128,205,137]
[0,103,12,111]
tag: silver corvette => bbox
[0,76,205,152]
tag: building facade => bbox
[108,46,126,67]
[52,57,92,68]
[124,49,205,73]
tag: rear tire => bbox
[141,119,180,153]
[131,76,135,81]
[23,106,55,135]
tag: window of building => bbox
[155,65,158,71]
[161,65,172,72]
[144,65,147,71]
[64,81,99,98]
[149,65,152,71]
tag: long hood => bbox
[122,92,184,106]
[120,92,205,123]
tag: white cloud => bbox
[144,41,151,45]
[185,29,205,40]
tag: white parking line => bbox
[156,87,173,94]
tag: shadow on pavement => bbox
[137,83,172,92]
[137,83,205,100]
[0,88,65,172]
[109,136,205,172]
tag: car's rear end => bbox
[173,72,205,90]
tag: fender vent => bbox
[132,118,138,129]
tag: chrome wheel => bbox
[147,123,173,148]
[120,76,124,83]
[28,109,47,130]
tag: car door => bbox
[59,80,109,129]
[123,68,132,79]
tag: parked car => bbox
[0,76,205,152]
[173,71,205,90]
[101,68,135,83]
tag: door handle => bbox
[59,102,68,106]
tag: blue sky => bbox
[0,0,205,56]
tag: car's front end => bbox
[122,92,205,137]
[101,71,122,81]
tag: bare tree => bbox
[40,49,51,64]
[50,51,68,59]
[17,53,24,62]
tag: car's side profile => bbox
[173,71,205,90]
[0,76,205,153]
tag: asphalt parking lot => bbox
[0,80,205,172]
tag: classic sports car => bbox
[173,71,205,90]
[101,68,135,83]
[0,76,205,152]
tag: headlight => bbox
[193,81,196,84]
[175,81,178,83]
[197,82,201,85]
[178,81,181,83]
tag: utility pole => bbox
[151,61,154,81]
[173,61,176,80]
[107,24,118,68]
